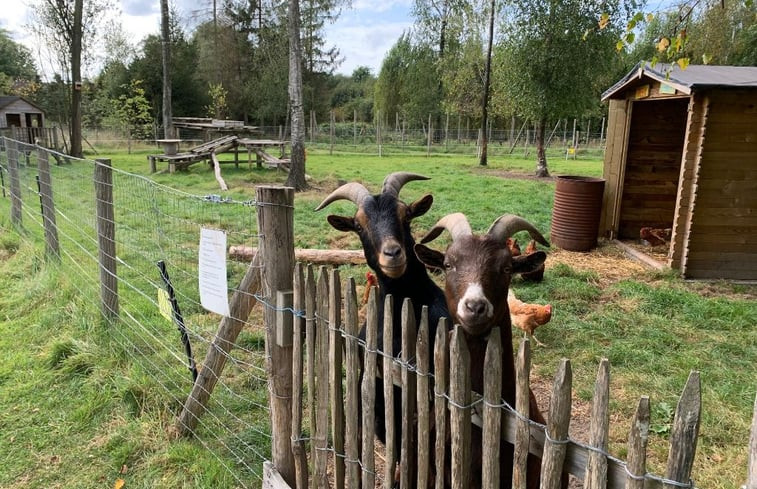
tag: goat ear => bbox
[408,194,433,219]
[327,215,356,233]
[414,243,445,270]
[512,251,547,274]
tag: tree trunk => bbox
[286,0,308,191]
[70,0,83,158]
[160,0,174,139]
[479,0,496,166]
[535,117,550,177]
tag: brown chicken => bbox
[508,290,553,347]
[506,237,521,257]
[361,271,378,305]
[640,227,672,246]
[520,239,545,282]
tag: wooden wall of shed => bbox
[616,98,689,239]
[684,89,757,280]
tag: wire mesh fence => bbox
[0,137,271,487]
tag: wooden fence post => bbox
[540,359,571,489]
[513,337,532,489]
[291,263,308,489]
[329,268,345,489]
[37,146,59,260]
[95,158,118,319]
[626,396,650,489]
[585,358,610,489]
[256,185,296,487]
[361,286,378,489]
[747,391,757,489]
[450,325,471,489]
[483,328,503,489]
[664,371,701,489]
[7,139,22,225]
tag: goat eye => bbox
[503,266,512,274]
[354,222,363,233]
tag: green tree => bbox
[116,79,154,152]
[494,0,629,177]
[30,0,114,158]
[0,29,38,84]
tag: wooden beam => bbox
[229,246,365,265]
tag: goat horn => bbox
[486,214,550,247]
[381,172,430,197]
[314,182,371,211]
[420,212,472,243]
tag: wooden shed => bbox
[0,95,58,148]
[598,63,757,280]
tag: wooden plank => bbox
[344,278,361,488]
[540,359,572,489]
[450,326,471,489]
[626,396,650,489]
[585,359,610,489]
[329,269,345,489]
[361,287,378,489]
[748,392,757,489]
[305,265,317,482]
[415,308,431,489]
[210,153,228,191]
[314,268,330,488]
[483,328,503,489]
[383,295,396,489]
[664,371,701,488]
[512,338,532,489]
[290,264,308,489]
[400,298,417,488]
[263,460,294,489]
[229,246,366,265]
[434,319,450,489]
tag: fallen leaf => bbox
[120,465,128,474]
[50,455,60,464]
[114,478,125,489]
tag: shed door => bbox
[5,113,21,127]
[617,99,689,239]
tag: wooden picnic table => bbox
[156,138,182,155]
[236,138,289,169]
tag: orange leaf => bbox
[114,479,125,489]
[598,13,610,29]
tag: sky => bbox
[0,0,414,79]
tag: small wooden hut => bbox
[599,63,757,280]
[0,95,57,148]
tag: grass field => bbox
[0,146,755,488]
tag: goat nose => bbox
[464,298,487,316]
[382,243,402,258]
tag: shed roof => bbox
[602,62,757,101]
[0,95,45,112]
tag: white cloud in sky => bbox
[0,0,413,79]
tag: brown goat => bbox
[415,213,554,489]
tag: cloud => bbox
[327,20,412,76]
[121,0,159,17]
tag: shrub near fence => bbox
[1,137,756,489]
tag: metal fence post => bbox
[95,158,119,319]
[37,146,60,260]
[7,139,23,225]
[256,185,295,487]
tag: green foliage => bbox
[374,35,443,125]
[0,28,38,83]
[116,80,154,140]
[205,83,229,119]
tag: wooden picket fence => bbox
[263,263,712,489]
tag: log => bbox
[230,245,366,265]
[211,152,228,191]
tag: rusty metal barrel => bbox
[551,176,606,251]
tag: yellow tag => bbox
[158,288,173,321]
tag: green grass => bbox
[1,146,754,488]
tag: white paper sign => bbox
[199,228,230,316]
